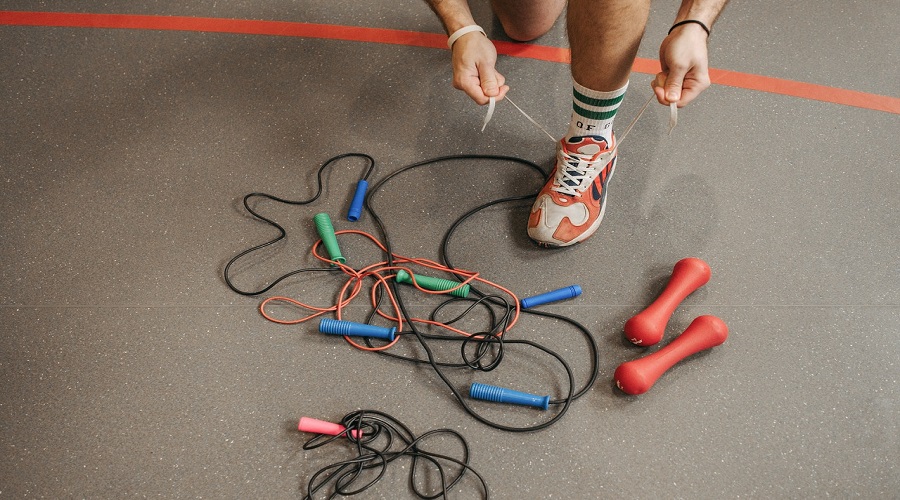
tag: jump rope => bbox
[223,93,683,498]
[223,150,596,431]
[298,410,489,499]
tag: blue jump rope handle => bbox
[319,318,396,341]
[520,285,582,308]
[469,382,550,410]
[347,180,368,222]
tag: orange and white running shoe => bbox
[527,135,617,247]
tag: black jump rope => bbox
[224,153,601,498]
[300,409,489,499]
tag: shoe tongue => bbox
[565,135,608,155]
[576,143,602,155]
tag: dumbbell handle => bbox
[615,315,728,395]
[624,257,711,346]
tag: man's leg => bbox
[562,0,650,140]
[490,0,566,42]
[527,0,651,247]
[568,0,650,92]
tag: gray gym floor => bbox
[1,2,898,498]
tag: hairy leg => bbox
[567,0,651,91]
[490,0,566,41]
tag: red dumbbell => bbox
[614,315,728,395]
[624,257,711,346]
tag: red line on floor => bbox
[2,10,898,114]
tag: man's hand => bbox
[652,23,710,107]
[451,32,509,105]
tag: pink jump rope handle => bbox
[624,257,711,346]
[615,315,728,395]
[298,417,361,439]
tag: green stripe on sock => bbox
[573,102,619,121]
[573,87,625,108]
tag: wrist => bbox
[668,19,710,38]
[447,25,487,49]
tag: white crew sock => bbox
[565,80,629,141]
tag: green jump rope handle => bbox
[395,269,470,298]
[313,213,346,265]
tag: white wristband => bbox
[447,25,486,49]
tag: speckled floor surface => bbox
[1,2,898,498]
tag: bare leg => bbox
[567,0,651,91]
[490,0,566,42]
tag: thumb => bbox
[481,77,499,98]
[664,68,687,104]
[479,69,500,98]
[476,60,505,98]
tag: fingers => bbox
[652,70,710,108]
[675,76,709,107]
[453,69,507,105]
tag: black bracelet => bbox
[668,19,711,37]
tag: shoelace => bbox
[483,92,661,145]
[552,146,614,196]
[482,92,668,197]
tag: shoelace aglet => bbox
[668,102,678,135]
[481,96,496,132]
